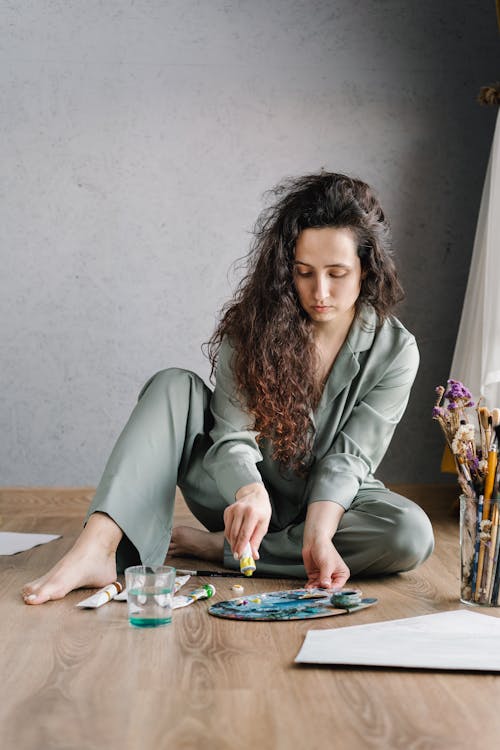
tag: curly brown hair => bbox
[207,171,404,475]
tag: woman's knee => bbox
[138,367,205,402]
[390,502,435,572]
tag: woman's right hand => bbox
[223,482,272,559]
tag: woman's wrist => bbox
[303,500,345,544]
[235,482,265,501]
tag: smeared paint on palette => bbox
[208,588,377,621]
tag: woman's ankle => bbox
[81,511,123,552]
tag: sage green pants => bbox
[84,368,434,577]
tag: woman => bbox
[22,171,434,604]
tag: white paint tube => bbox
[173,583,216,609]
[76,581,123,608]
[77,575,192,608]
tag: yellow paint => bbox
[240,555,256,576]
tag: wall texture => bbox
[1,1,498,486]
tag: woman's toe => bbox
[22,584,45,604]
[23,592,41,604]
[21,576,65,605]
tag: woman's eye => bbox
[295,269,347,279]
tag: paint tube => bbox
[239,542,256,576]
[173,583,216,609]
[76,581,123,608]
[78,575,191,607]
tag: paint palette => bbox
[208,588,377,621]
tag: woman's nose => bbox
[313,276,329,300]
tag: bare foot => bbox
[21,512,122,605]
[169,526,224,563]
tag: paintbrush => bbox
[478,406,491,459]
[175,568,293,579]
[492,532,500,604]
[471,494,484,602]
[457,456,477,497]
[492,424,500,504]
[475,417,497,600]
[484,503,499,603]
[482,423,500,603]
[483,419,497,508]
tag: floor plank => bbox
[1,486,499,750]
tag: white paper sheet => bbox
[0,531,61,555]
[295,610,500,671]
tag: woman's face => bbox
[293,227,363,326]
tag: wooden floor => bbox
[1,485,500,750]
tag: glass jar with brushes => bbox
[433,380,500,606]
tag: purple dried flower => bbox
[432,406,444,418]
[445,379,473,401]
[445,385,460,400]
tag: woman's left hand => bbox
[302,500,349,589]
[302,538,350,590]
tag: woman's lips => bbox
[312,306,331,312]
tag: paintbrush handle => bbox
[175,568,290,579]
[484,504,499,603]
[472,495,484,601]
[484,448,498,506]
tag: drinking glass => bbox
[124,565,176,627]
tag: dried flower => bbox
[451,423,475,454]
[432,379,484,498]
[459,424,475,442]
[444,379,474,406]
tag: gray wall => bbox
[1,1,498,486]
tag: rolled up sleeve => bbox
[307,338,420,510]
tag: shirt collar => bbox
[345,304,379,354]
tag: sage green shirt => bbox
[202,305,419,520]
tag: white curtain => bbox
[450,110,500,408]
